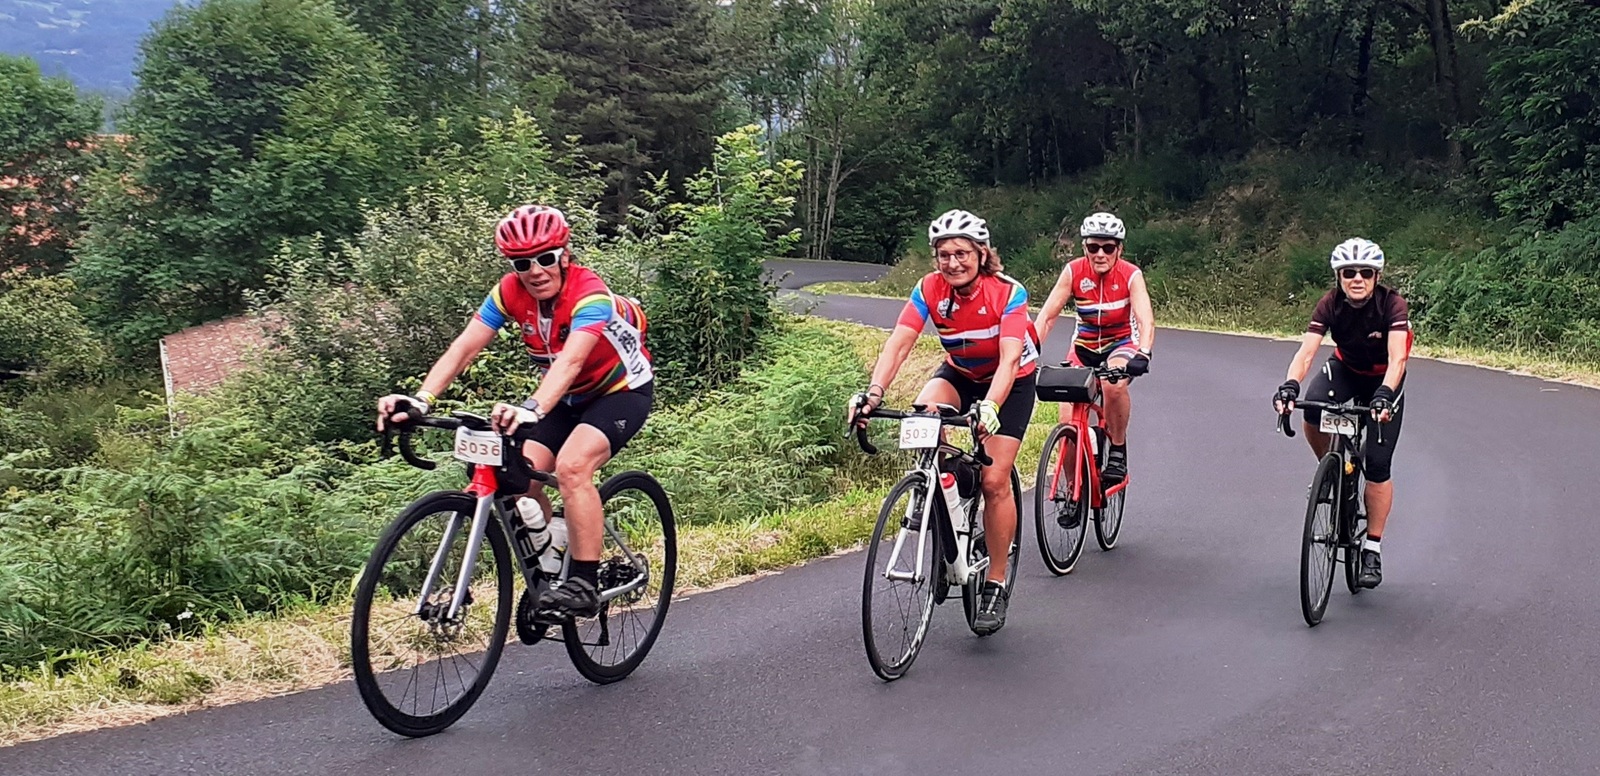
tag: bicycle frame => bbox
[881,441,987,589]
[1283,401,1379,559]
[389,415,650,625]
[855,405,993,589]
[1045,370,1130,510]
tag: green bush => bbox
[645,125,803,395]
[1413,217,1600,359]
[616,316,866,524]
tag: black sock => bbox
[570,559,600,587]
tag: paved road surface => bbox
[7,261,1599,775]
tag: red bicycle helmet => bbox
[495,205,570,257]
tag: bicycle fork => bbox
[414,494,497,623]
[882,468,985,586]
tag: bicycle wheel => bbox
[1343,473,1366,596]
[963,467,1023,634]
[352,491,513,737]
[1035,424,1088,575]
[1300,454,1341,626]
[862,472,940,681]
[563,471,677,684]
[1093,434,1126,550]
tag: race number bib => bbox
[453,427,503,465]
[898,416,940,449]
[1319,412,1357,437]
[602,315,653,388]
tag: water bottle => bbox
[543,513,568,576]
[512,497,552,566]
[939,471,968,532]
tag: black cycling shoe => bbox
[535,576,601,620]
[1056,500,1083,530]
[1357,550,1382,589]
[971,581,1009,636]
[1103,445,1128,485]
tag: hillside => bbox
[0,0,178,93]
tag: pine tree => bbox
[517,0,727,219]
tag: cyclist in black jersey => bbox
[1273,238,1411,589]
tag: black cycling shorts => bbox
[524,383,653,457]
[930,364,1038,440]
[1302,358,1404,483]
[1070,344,1139,383]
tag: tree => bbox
[1465,0,1600,228]
[70,0,414,355]
[515,0,727,220]
[0,55,103,274]
[335,0,516,136]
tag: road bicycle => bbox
[1032,364,1132,575]
[852,404,1022,681]
[1278,401,1381,626]
[350,407,676,736]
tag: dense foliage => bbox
[2,0,1598,669]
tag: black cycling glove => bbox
[1274,379,1300,412]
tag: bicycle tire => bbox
[1300,454,1341,626]
[963,467,1023,634]
[563,471,678,684]
[862,472,940,681]
[1343,473,1365,596]
[1035,424,1089,575]
[1093,431,1126,550]
[352,491,513,737]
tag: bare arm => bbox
[1033,265,1075,346]
[867,325,922,396]
[1285,332,1323,384]
[526,330,601,413]
[984,338,1023,407]
[377,319,498,429]
[1381,334,1409,392]
[1129,272,1156,354]
[419,320,499,398]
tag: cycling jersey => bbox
[475,265,652,404]
[1064,257,1142,355]
[1306,285,1412,377]
[895,271,1039,382]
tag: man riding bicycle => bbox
[1034,212,1156,486]
[1273,238,1410,589]
[848,209,1039,635]
[376,205,654,618]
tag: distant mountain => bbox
[0,0,182,95]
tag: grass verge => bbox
[0,318,950,747]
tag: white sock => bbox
[1364,537,1382,554]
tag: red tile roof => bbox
[159,314,274,398]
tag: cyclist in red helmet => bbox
[377,205,653,618]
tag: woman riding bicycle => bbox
[848,209,1039,635]
[376,204,654,619]
[1033,212,1156,485]
[1273,237,1411,589]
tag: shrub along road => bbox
[6,261,1600,774]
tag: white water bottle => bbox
[544,514,568,575]
[513,497,552,564]
[940,471,967,531]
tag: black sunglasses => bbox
[509,248,562,273]
[1339,267,1377,280]
[1084,242,1120,255]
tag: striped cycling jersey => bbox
[1064,256,1143,354]
[475,265,652,404]
[895,271,1039,382]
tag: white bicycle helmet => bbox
[1080,212,1126,241]
[1330,237,1385,271]
[928,209,990,246]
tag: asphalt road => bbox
[7,261,1600,775]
